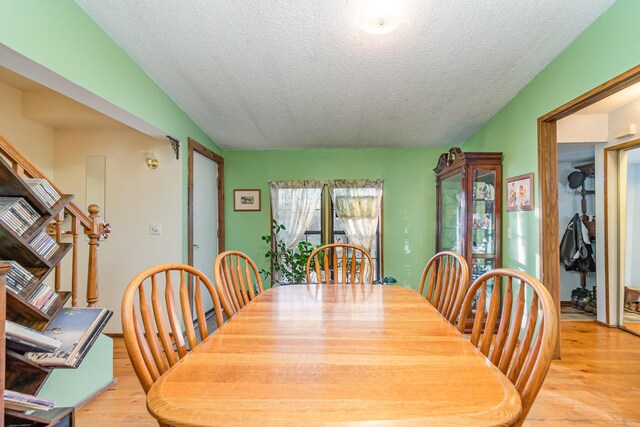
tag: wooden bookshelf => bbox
[5,407,74,427]
[5,350,51,396]
[0,159,77,426]
[0,194,73,269]
[6,291,71,331]
[1,263,8,427]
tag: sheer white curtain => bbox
[269,180,323,249]
[328,179,383,254]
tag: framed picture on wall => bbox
[234,189,261,211]
[506,173,534,211]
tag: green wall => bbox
[225,148,442,288]
[0,0,221,259]
[461,0,639,277]
[38,335,113,407]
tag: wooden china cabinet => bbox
[434,147,503,308]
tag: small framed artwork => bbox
[506,173,534,212]
[234,189,261,211]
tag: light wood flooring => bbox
[77,322,640,426]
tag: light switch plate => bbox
[149,223,161,235]
[507,227,512,239]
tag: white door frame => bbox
[604,137,640,336]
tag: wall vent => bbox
[614,124,636,139]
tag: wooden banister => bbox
[85,205,102,308]
[0,133,102,307]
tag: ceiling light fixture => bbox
[359,0,402,35]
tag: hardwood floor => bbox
[77,322,640,426]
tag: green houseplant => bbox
[261,220,319,285]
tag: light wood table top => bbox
[147,285,521,427]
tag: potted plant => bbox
[261,220,319,285]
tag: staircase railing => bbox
[0,134,103,307]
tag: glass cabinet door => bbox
[471,169,497,280]
[438,171,463,253]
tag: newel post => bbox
[85,204,102,307]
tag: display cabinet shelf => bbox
[435,147,503,332]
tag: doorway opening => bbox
[539,66,640,352]
[556,143,597,322]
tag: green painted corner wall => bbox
[0,0,221,261]
[461,0,640,277]
[224,148,442,289]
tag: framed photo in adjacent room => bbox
[234,189,261,211]
[506,173,534,211]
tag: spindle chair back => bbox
[122,264,227,395]
[418,251,470,324]
[214,250,263,316]
[456,268,558,426]
[306,243,373,284]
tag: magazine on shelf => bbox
[5,320,62,354]
[71,311,113,368]
[4,390,54,412]
[24,307,113,368]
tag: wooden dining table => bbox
[147,284,522,426]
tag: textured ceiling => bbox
[76,0,614,150]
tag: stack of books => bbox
[29,230,60,260]
[4,390,54,412]
[25,307,113,368]
[23,178,61,208]
[6,320,62,354]
[27,283,58,313]
[0,197,40,236]
[0,260,35,294]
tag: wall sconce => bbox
[145,150,159,169]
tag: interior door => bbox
[192,150,219,313]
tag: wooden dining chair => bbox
[306,243,374,284]
[121,264,229,400]
[418,251,470,324]
[214,250,263,317]
[456,268,558,426]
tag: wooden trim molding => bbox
[187,137,225,270]
[538,65,640,359]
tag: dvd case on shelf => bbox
[0,197,40,236]
[0,260,35,294]
[23,178,61,209]
[29,230,60,260]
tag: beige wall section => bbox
[0,80,55,175]
[54,128,182,334]
[557,114,608,143]
[0,75,184,333]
